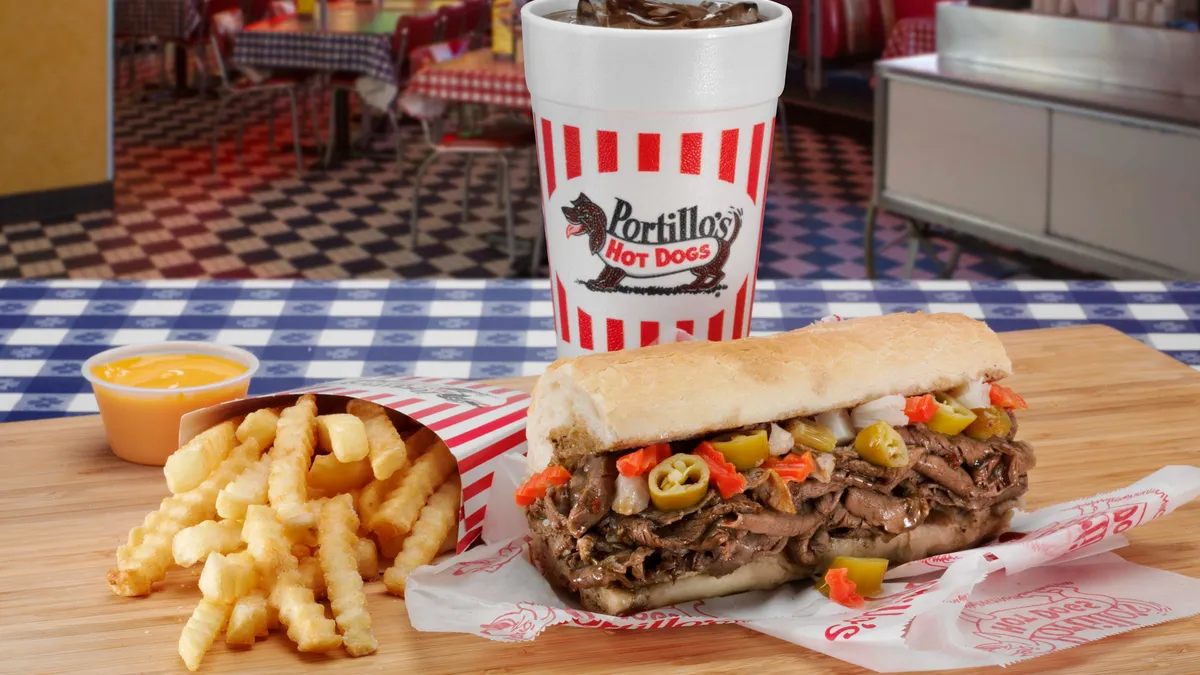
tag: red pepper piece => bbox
[616,443,672,477]
[763,451,815,483]
[824,567,865,609]
[694,441,747,499]
[989,384,1028,410]
[904,394,937,423]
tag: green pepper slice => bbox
[785,419,837,453]
[854,421,909,468]
[964,406,1012,440]
[647,454,711,510]
[816,556,890,597]
[709,430,770,470]
[927,393,977,436]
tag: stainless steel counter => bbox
[878,55,1200,132]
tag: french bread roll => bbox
[527,313,1011,471]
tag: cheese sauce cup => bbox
[523,0,792,357]
[82,342,259,466]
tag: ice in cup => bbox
[523,0,791,358]
[82,342,259,465]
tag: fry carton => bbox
[180,376,531,552]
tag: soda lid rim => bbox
[521,0,792,38]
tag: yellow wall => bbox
[0,0,111,197]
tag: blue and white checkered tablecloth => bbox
[115,0,205,41]
[234,30,396,82]
[1,279,1198,424]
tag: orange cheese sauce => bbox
[91,353,252,466]
[93,353,248,389]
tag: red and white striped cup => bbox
[522,0,791,358]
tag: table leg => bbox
[173,42,189,93]
[333,90,353,161]
[316,89,355,169]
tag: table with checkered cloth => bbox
[406,49,531,110]
[1,279,1198,423]
[114,0,205,40]
[233,30,396,82]
[881,16,936,60]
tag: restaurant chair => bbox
[248,0,286,21]
[460,0,491,48]
[436,3,470,41]
[401,43,534,265]
[320,12,440,173]
[407,114,536,265]
[208,10,322,173]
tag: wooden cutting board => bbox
[2,325,1200,675]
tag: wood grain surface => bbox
[2,325,1200,674]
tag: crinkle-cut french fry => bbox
[403,427,439,460]
[383,475,461,596]
[173,519,243,568]
[237,407,280,447]
[242,504,341,652]
[286,524,319,549]
[308,454,374,494]
[439,528,456,555]
[316,414,370,462]
[164,421,237,495]
[226,590,270,646]
[241,504,291,573]
[355,537,379,580]
[297,554,327,600]
[357,473,402,528]
[108,437,264,597]
[270,567,342,652]
[119,419,261,563]
[179,597,232,672]
[268,395,318,528]
[376,533,404,560]
[215,455,271,521]
[319,494,378,656]
[199,551,258,604]
[368,443,457,539]
[290,542,313,560]
[346,399,408,480]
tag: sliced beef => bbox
[842,487,930,534]
[898,424,991,465]
[616,492,759,549]
[971,455,1002,487]
[532,420,1034,594]
[724,511,824,538]
[825,504,868,531]
[790,479,843,502]
[913,454,977,497]
[707,532,786,577]
[566,455,617,537]
[639,490,721,527]
[529,494,576,559]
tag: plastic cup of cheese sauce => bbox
[82,342,259,466]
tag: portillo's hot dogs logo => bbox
[562,193,742,295]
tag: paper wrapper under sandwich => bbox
[179,376,532,552]
[406,456,1200,672]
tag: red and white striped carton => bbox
[178,375,531,553]
[407,461,1200,671]
[522,0,792,357]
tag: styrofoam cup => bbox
[522,0,792,358]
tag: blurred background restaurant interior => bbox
[1,0,1199,283]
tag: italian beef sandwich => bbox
[519,313,1035,615]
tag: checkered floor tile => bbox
[0,52,1094,281]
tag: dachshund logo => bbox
[562,193,742,295]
